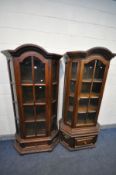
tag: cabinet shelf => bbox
[23,102,46,106]
[78,105,97,113]
[80,93,99,99]
[24,118,46,123]
[82,79,102,83]
[21,83,46,86]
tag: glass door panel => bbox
[78,99,89,113]
[92,83,102,94]
[94,60,105,80]
[20,57,32,83]
[22,86,33,103]
[77,113,87,124]
[82,61,95,80]
[71,62,78,79]
[23,106,34,121]
[25,123,36,137]
[80,83,91,96]
[36,122,46,135]
[36,106,46,121]
[86,112,96,124]
[35,86,46,103]
[34,58,45,84]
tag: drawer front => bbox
[75,135,97,147]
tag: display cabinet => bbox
[60,47,115,150]
[2,44,61,154]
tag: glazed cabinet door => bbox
[13,52,49,138]
[76,55,109,127]
[63,59,80,126]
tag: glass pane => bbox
[94,60,105,80]
[36,122,46,135]
[69,97,74,106]
[36,106,46,120]
[81,83,91,94]
[52,102,57,115]
[52,85,57,100]
[79,99,89,107]
[51,117,57,131]
[25,123,35,136]
[23,106,34,120]
[35,86,46,103]
[90,98,99,107]
[77,113,87,124]
[34,58,45,84]
[20,57,32,83]
[83,61,95,80]
[71,62,78,79]
[86,112,96,123]
[52,62,57,82]
[22,86,33,103]
[70,81,76,96]
[78,99,88,113]
[92,83,102,94]
[67,111,72,124]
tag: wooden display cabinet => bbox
[59,47,115,150]
[2,44,61,154]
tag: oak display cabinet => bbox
[2,44,61,154]
[60,47,115,150]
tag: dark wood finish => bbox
[2,44,61,154]
[60,47,115,150]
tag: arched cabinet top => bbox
[66,47,116,61]
[2,44,62,60]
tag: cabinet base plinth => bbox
[14,130,59,154]
[59,119,100,151]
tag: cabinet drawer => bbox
[75,136,96,148]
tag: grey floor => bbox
[0,128,116,175]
